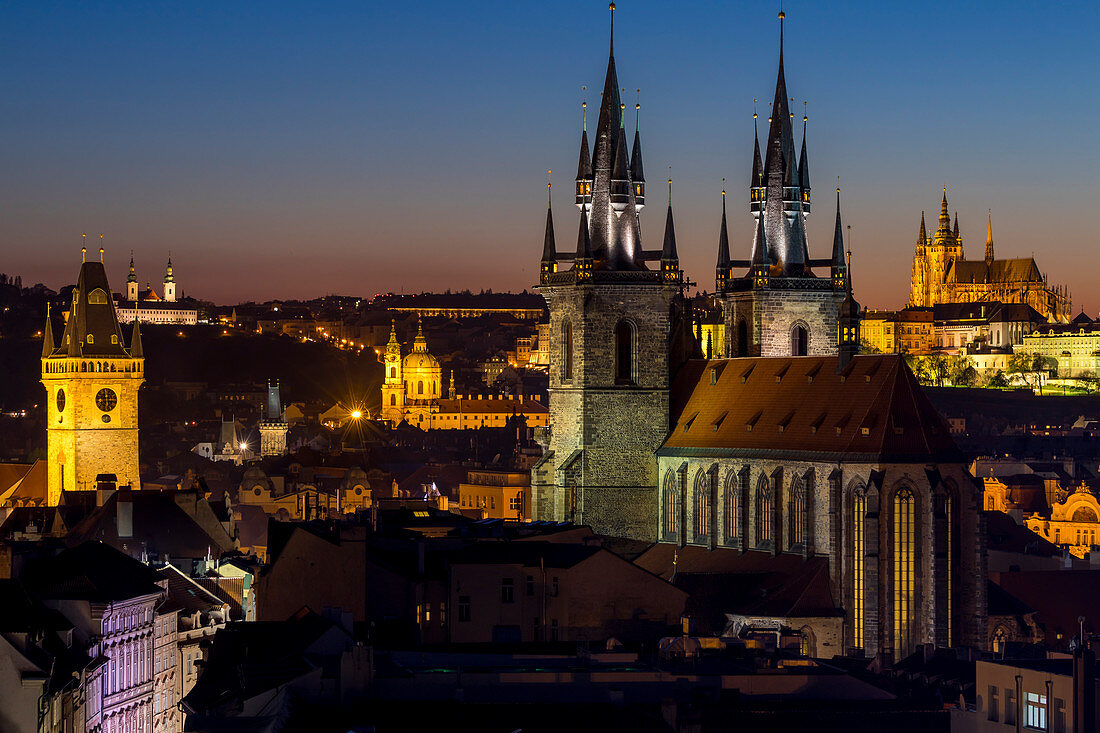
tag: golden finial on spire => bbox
[753,98,758,120]
[803,100,807,123]
[81,233,86,262]
[99,233,104,262]
[547,170,552,205]
[667,165,672,205]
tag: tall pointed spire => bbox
[41,304,55,358]
[130,318,143,358]
[630,93,645,207]
[541,172,557,282]
[127,252,136,283]
[798,106,810,200]
[938,187,951,231]
[831,187,847,290]
[917,211,928,248]
[574,203,594,278]
[751,209,770,288]
[985,210,995,265]
[716,183,731,291]
[953,211,960,240]
[661,174,677,260]
[575,95,592,209]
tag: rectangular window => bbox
[1005,689,1016,725]
[551,576,559,597]
[526,575,535,596]
[1026,692,1047,730]
[458,595,471,622]
[988,685,999,722]
[440,602,446,626]
[501,578,514,603]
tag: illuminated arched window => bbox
[723,472,738,545]
[417,380,424,395]
[662,471,679,540]
[791,324,808,356]
[693,470,710,541]
[992,627,1006,655]
[615,320,636,384]
[851,487,867,651]
[390,366,396,379]
[755,477,773,547]
[893,487,916,658]
[389,394,396,406]
[789,480,806,547]
[562,321,573,381]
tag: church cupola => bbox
[541,176,558,284]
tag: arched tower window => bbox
[390,394,396,406]
[893,486,916,659]
[755,477,773,547]
[390,366,396,379]
[417,380,424,395]
[723,471,738,545]
[562,321,573,381]
[662,471,679,540]
[791,324,808,356]
[615,320,636,384]
[789,480,807,548]
[851,487,867,651]
[693,470,710,542]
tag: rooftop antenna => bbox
[609,2,615,53]
[547,170,552,205]
[668,166,672,205]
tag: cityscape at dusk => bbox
[4,1,1100,309]
[3,2,1100,733]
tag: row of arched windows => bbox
[44,360,141,374]
[661,467,810,552]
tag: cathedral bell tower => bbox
[532,3,693,541]
[258,380,288,457]
[126,252,139,302]
[380,321,404,424]
[42,247,144,505]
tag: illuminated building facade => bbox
[115,254,198,325]
[910,196,1070,322]
[41,251,144,504]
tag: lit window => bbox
[662,471,679,539]
[893,487,915,658]
[756,478,773,546]
[1026,692,1047,730]
[693,470,710,541]
[852,489,866,650]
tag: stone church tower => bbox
[41,248,144,504]
[381,322,404,424]
[531,4,695,541]
[715,12,849,358]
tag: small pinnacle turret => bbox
[42,306,54,358]
[660,176,679,283]
[917,211,928,248]
[541,177,557,283]
[831,188,847,290]
[130,319,143,359]
[985,211,995,266]
[716,186,731,291]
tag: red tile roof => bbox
[660,355,961,462]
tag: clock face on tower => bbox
[95,388,118,412]
[56,389,65,413]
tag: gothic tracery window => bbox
[789,480,807,547]
[662,471,678,539]
[893,486,916,658]
[755,477,773,547]
[693,470,710,541]
[723,471,738,545]
[851,487,866,651]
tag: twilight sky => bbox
[2,1,1098,311]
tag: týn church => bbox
[531,5,985,660]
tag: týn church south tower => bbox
[531,3,696,541]
[41,248,144,505]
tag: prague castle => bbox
[41,249,145,504]
[531,6,984,659]
[909,190,1070,322]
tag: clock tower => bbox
[41,250,145,505]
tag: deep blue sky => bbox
[2,1,1098,311]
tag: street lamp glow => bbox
[350,410,362,420]
[238,442,247,451]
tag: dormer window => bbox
[87,334,94,344]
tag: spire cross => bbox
[81,233,87,262]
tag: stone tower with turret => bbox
[715,12,849,358]
[259,380,288,456]
[531,3,695,541]
[41,248,144,504]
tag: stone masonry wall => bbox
[723,289,843,357]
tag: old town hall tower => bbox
[41,249,144,504]
[531,4,695,540]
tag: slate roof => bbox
[946,257,1043,285]
[54,261,131,358]
[660,354,962,462]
